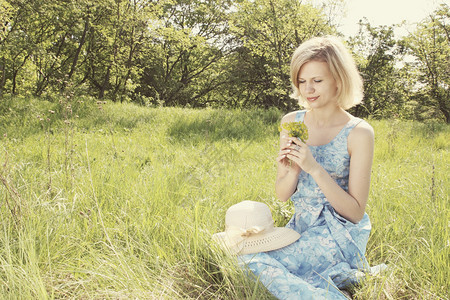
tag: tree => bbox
[136,0,232,107]
[0,0,347,109]
[402,4,450,123]
[347,20,408,119]
[0,0,14,96]
[80,0,161,101]
[225,0,335,110]
[0,0,41,96]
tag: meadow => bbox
[0,96,448,299]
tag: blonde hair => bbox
[290,36,363,110]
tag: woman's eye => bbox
[314,80,322,83]
[298,80,305,84]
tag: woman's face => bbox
[297,60,339,109]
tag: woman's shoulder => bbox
[280,110,306,123]
[348,118,374,147]
[352,119,374,136]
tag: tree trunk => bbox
[98,65,111,99]
[0,58,5,97]
[64,17,89,88]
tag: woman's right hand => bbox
[275,134,302,202]
[277,135,301,174]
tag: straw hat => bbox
[213,201,300,255]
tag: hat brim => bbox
[213,227,300,255]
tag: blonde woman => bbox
[240,36,376,299]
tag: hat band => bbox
[223,222,274,254]
[227,225,265,237]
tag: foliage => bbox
[136,0,233,107]
[401,3,450,123]
[345,4,449,123]
[348,21,408,119]
[0,0,163,100]
[225,0,335,110]
[0,0,449,123]
[0,0,336,110]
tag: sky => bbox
[337,0,448,37]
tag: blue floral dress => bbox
[240,110,372,299]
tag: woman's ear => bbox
[335,79,342,96]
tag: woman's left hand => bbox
[284,137,320,175]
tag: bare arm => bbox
[275,113,301,202]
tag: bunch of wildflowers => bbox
[279,121,308,142]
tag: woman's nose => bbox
[305,83,314,93]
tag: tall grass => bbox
[0,96,448,299]
[355,119,449,299]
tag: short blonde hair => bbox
[290,36,363,110]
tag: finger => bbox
[280,144,294,151]
[293,144,302,152]
[281,139,296,150]
[277,149,289,156]
[286,150,300,159]
[284,143,301,152]
[277,153,294,163]
[279,142,291,151]
[280,134,291,143]
[286,153,299,163]
[276,155,286,162]
[277,149,292,158]
[288,137,307,147]
[284,138,293,147]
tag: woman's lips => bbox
[307,96,319,101]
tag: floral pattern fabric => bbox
[240,110,371,299]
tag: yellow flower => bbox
[279,121,308,142]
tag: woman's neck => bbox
[306,106,348,128]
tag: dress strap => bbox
[347,117,363,129]
[294,110,306,122]
[342,117,363,136]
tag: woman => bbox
[240,36,375,299]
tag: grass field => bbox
[0,96,448,299]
